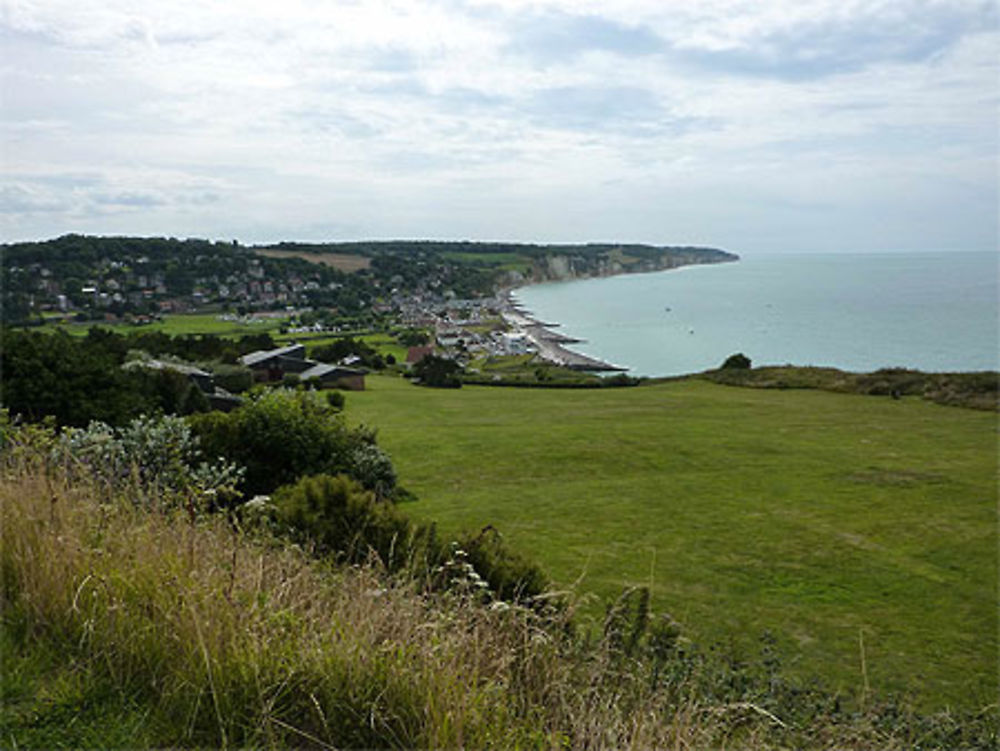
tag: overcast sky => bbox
[1,0,996,254]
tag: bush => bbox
[188,389,394,496]
[721,353,752,370]
[397,328,430,347]
[270,475,550,605]
[51,415,244,507]
[1,329,153,426]
[211,363,254,393]
[133,367,210,416]
[459,526,549,604]
[272,474,415,568]
[348,443,397,500]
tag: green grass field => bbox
[37,313,286,338]
[347,375,997,710]
[440,250,533,272]
[35,316,410,361]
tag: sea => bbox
[514,251,999,377]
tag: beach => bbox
[501,293,627,372]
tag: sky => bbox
[1,0,997,254]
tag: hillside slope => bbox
[348,376,997,710]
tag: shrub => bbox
[188,389,394,496]
[211,363,254,393]
[1,329,153,426]
[397,328,430,347]
[459,526,549,604]
[50,415,243,507]
[721,352,752,370]
[271,474,417,571]
[311,337,384,369]
[348,443,397,500]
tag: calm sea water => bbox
[515,252,999,377]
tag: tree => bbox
[311,337,384,370]
[397,328,430,347]
[412,355,463,388]
[1,330,154,426]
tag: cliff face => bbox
[515,246,738,285]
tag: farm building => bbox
[240,344,366,390]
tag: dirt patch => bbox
[256,249,371,272]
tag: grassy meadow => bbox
[37,312,286,338]
[254,247,372,271]
[347,375,998,710]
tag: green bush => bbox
[459,526,549,604]
[397,328,430,347]
[48,415,244,507]
[272,474,415,569]
[311,337,384,370]
[269,476,549,604]
[721,353,752,370]
[211,363,254,393]
[1,329,153,426]
[188,389,392,496]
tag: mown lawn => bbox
[348,375,997,710]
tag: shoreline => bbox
[501,298,628,372]
[502,252,997,378]
[498,258,738,373]
[497,254,741,373]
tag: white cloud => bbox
[1,0,995,251]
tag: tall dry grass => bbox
[3,452,969,749]
[1,456,724,749]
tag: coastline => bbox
[506,251,997,378]
[497,255,740,372]
[500,298,628,372]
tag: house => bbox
[300,362,366,391]
[500,332,531,355]
[240,344,309,382]
[240,344,366,390]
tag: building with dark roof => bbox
[240,344,365,390]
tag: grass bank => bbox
[348,375,997,711]
[4,448,994,748]
[694,365,998,411]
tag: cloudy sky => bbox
[2,0,996,254]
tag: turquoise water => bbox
[515,252,999,376]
